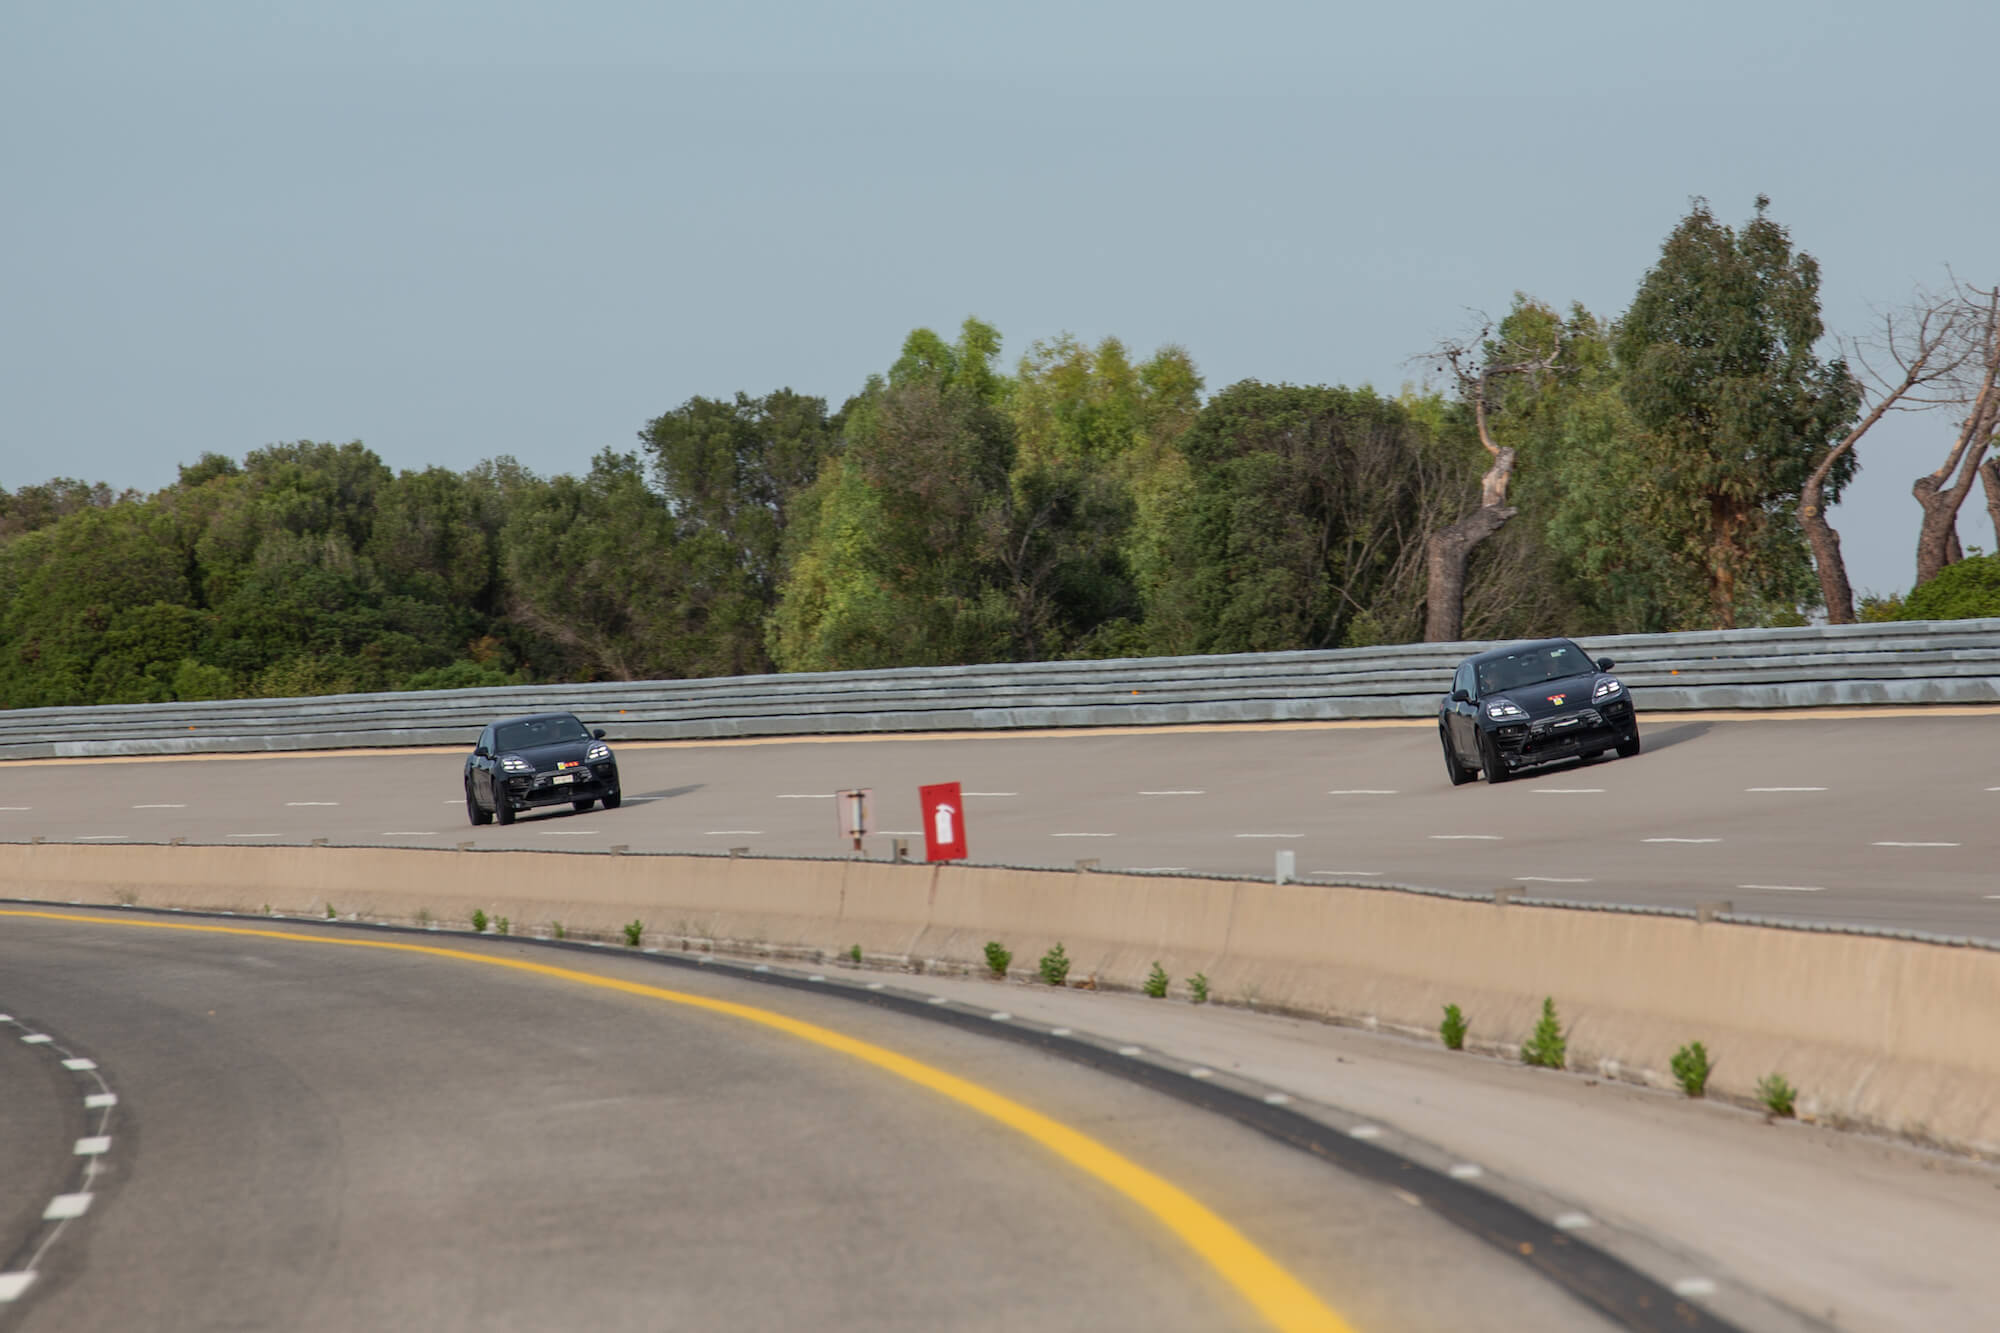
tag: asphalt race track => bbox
[3,711,1997,936]
[0,910,1625,1333]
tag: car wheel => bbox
[1479,731,1512,784]
[495,791,516,825]
[1441,726,1476,786]
[1616,728,1642,759]
[466,780,491,827]
[601,785,622,810]
[572,798,595,812]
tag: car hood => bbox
[1488,673,1604,720]
[505,739,600,770]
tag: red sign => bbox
[919,781,967,862]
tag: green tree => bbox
[1614,196,1861,627]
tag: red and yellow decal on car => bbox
[558,760,580,769]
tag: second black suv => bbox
[1439,639,1639,785]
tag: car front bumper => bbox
[1488,699,1635,769]
[503,762,620,807]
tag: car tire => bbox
[1441,726,1476,786]
[1479,731,1512,784]
[1616,728,1642,759]
[601,786,622,810]
[572,798,595,812]
[495,792,516,825]
[466,781,492,827]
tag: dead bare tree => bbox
[1422,322,1559,641]
[1803,291,1974,621]
[1912,281,2000,588]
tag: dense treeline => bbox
[4,198,1995,709]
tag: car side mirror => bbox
[593,728,607,740]
[474,745,490,758]
[1450,688,1470,704]
[1595,657,1614,671]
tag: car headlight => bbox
[1593,677,1623,699]
[1485,699,1527,720]
[587,742,611,761]
[500,755,532,773]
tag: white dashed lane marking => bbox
[73,1137,111,1156]
[1672,1277,1718,1299]
[1873,841,1960,848]
[1348,1125,1383,1140]
[539,830,599,836]
[21,1034,52,1045]
[703,830,764,836]
[1644,837,1721,844]
[1310,870,1382,877]
[1235,833,1303,839]
[42,1195,91,1221]
[227,833,279,839]
[1052,832,1116,838]
[0,1273,36,1302]
[0,806,31,811]
[132,803,186,808]
[76,835,127,841]
[965,792,1019,798]
[61,1058,96,1071]
[1327,789,1398,795]
[84,1093,117,1109]
[1188,1068,1215,1079]
[382,831,437,837]
[1532,788,1603,794]
[1118,1045,1144,1056]
[1430,834,1502,841]
[1448,1164,1484,1180]
[286,801,340,807]
[1140,790,1206,796]
[776,793,833,799]
[1517,876,1593,884]
[1263,1092,1292,1106]
[1553,1211,1594,1231]
[1740,884,1826,893]
[1746,786,1827,792]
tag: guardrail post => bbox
[1696,900,1732,923]
[1494,887,1518,906]
[1275,850,1295,885]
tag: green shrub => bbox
[399,660,517,692]
[496,916,510,936]
[1143,962,1169,998]
[471,908,488,934]
[1440,1003,1469,1051]
[1901,553,2000,620]
[1758,1072,1797,1118]
[1189,972,1210,1004]
[623,919,644,947]
[324,903,337,920]
[848,943,862,964]
[1670,1041,1712,1097]
[1520,997,1566,1069]
[983,941,1012,978]
[1038,942,1071,987]
[552,921,566,940]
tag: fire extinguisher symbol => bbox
[934,802,956,845]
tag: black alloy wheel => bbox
[495,790,516,825]
[1478,731,1512,784]
[1441,726,1476,786]
[466,780,491,826]
[1616,729,1642,758]
[601,786,622,810]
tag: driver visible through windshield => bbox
[495,716,590,750]
[1477,642,1589,695]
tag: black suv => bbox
[1439,639,1639,785]
[465,712,622,825]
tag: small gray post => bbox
[1494,887,1518,906]
[729,846,750,858]
[455,840,473,852]
[1075,858,1100,873]
[610,843,629,855]
[893,838,910,863]
[311,837,328,847]
[1696,900,1732,923]
[1275,849,1295,885]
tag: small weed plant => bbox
[983,941,1012,978]
[551,921,566,940]
[416,908,434,929]
[471,909,489,934]
[1440,1003,1469,1051]
[623,919,644,947]
[848,944,862,965]
[1520,997,1567,1069]
[496,916,510,936]
[1670,1041,1712,1097]
[1038,942,1071,987]
[324,904,337,920]
[1143,962,1169,998]
[1189,972,1210,1004]
[1757,1072,1798,1118]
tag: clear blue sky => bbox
[4,1,1994,598]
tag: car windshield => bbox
[1477,644,1589,695]
[494,717,588,751]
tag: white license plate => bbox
[552,773,575,784]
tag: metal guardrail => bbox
[3,619,1997,760]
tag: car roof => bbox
[490,712,583,727]
[1462,638,1585,666]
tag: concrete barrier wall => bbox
[7,842,1996,1155]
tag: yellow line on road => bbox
[3,909,1355,1333]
